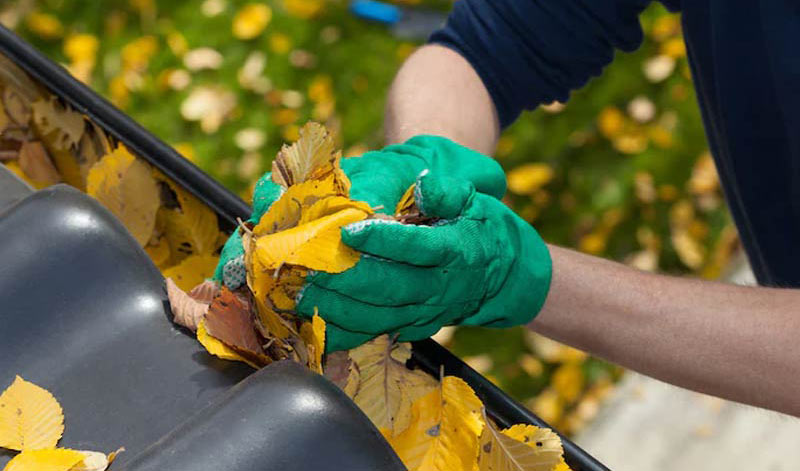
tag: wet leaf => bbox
[0,376,64,451]
[86,146,160,246]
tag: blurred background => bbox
[0,0,741,440]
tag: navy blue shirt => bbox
[430,0,800,287]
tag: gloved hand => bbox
[298,170,553,352]
[213,135,507,289]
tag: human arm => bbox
[384,45,499,153]
[533,246,800,417]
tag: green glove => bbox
[297,170,553,352]
[213,135,507,288]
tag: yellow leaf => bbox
[0,376,64,451]
[253,207,368,273]
[551,363,584,403]
[506,164,554,196]
[271,122,346,192]
[477,409,563,471]
[3,448,84,471]
[154,171,220,261]
[196,320,258,369]
[232,4,272,40]
[387,376,484,471]
[145,236,171,269]
[253,176,338,236]
[395,184,416,216]
[300,313,326,373]
[64,34,99,65]
[283,0,325,19]
[349,336,438,436]
[299,196,372,225]
[25,12,63,39]
[86,146,160,246]
[162,254,219,292]
[553,460,572,471]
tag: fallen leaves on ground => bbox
[0,377,121,471]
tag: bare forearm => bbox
[531,245,800,416]
[384,45,499,153]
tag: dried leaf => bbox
[299,313,326,373]
[387,376,484,471]
[2,448,84,471]
[271,122,344,189]
[162,254,219,292]
[86,146,160,246]
[155,172,220,261]
[349,336,438,436]
[70,449,117,471]
[0,376,64,451]
[189,280,221,304]
[196,320,258,369]
[253,206,369,273]
[31,97,85,151]
[2,87,31,126]
[477,409,563,471]
[323,351,352,388]
[166,277,209,331]
[18,140,60,188]
[204,288,270,368]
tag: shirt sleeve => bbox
[429,0,679,128]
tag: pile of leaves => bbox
[166,122,572,471]
[0,376,122,471]
[0,56,226,291]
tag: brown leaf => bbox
[205,288,270,367]
[189,280,221,304]
[18,140,60,187]
[271,121,345,190]
[165,277,209,331]
[2,86,31,126]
